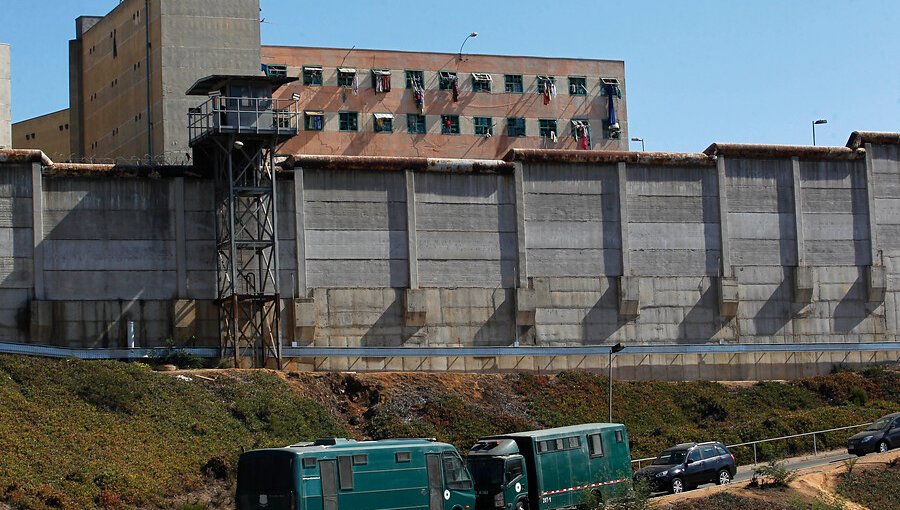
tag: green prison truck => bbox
[236,437,477,510]
[467,424,632,510]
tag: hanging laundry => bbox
[550,82,558,100]
[313,115,323,130]
[550,130,558,143]
[608,94,619,131]
[352,73,359,96]
[543,85,551,105]
[451,77,459,102]
[580,132,588,150]
[412,80,425,113]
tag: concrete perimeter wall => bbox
[1,137,899,378]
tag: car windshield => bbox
[652,449,687,465]
[866,417,891,431]
[467,458,505,487]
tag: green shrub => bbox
[753,459,798,488]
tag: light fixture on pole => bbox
[812,119,827,146]
[458,32,478,61]
[608,342,625,422]
[631,137,645,152]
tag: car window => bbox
[893,418,900,429]
[687,450,701,463]
[715,446,728,456]
[701,447,718,459]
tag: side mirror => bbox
[685,458,694,465]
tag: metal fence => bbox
[631,422,871,470]
[187,95,300,144]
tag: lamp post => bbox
[458,32,478,61]
[608,342,625,422]
[630,137,645,152]
[812,119,827,146]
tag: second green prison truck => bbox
[467,424,632,510]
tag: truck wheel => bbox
[515,499,527,510]
[670,477,684,494]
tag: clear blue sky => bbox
[2,0,897,152]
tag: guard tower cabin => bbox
[187,75,299,369]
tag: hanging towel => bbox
[352,73,359,96]
[543,86,551,105]
[550,82,558,100]
[313,116,323,130]
[550,130,558,143]
[451,78,459,102]
[580,132,588,150]
[608,94,619,131]
[413,80,425,113]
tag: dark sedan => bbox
[848,412,900,456]
[633,442,736,494]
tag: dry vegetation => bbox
[0,355,897,509]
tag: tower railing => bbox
[188,96,300,144]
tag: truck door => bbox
[321,459,338,510]
[427,454,444,510]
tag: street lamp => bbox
[608,342,625,422]
[458,32,478,61]
[812,119,827,146]
[630,137,645,152]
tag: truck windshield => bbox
[467,458,505,486]
[652,450,687,465]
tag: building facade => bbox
[13,0,627,162]
[262,46,627,159]
[11,110,71,162]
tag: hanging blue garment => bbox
[607,94,619,130]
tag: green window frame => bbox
[537,75,556,93]
[441,115,460,135]
[472,73,492,92]
[439,71,458,90]
[571,119,591,141]
[507,117,526,137]
[504,74,523,93]
[304,111,324,131]
[474,117,493,136]
[373,113,393,133]
[600,77,621,97]
[539,119,558,138]
[405,70,425,89]
[337,67,356,87]
[339,112,358,132]
[568,76,587,96]
[407,114,426,134]
[303,66,323,86]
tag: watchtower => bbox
[187,74,299,368]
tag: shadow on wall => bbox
[33,177,178,348]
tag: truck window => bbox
[338,456,354,490]
[615,430,624,443]
[353,454,368,465]
[588,434,604,457]
[567,436,581,449]
[396,451,411,463]
[506,459,524,482]
[443,453,473,490]
[303,457,316,468]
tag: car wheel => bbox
[670,477,684,494]
[878,441,889,453]
[717,469,732,485]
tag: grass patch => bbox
[836,462,900,510]
[0,356,345,509]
